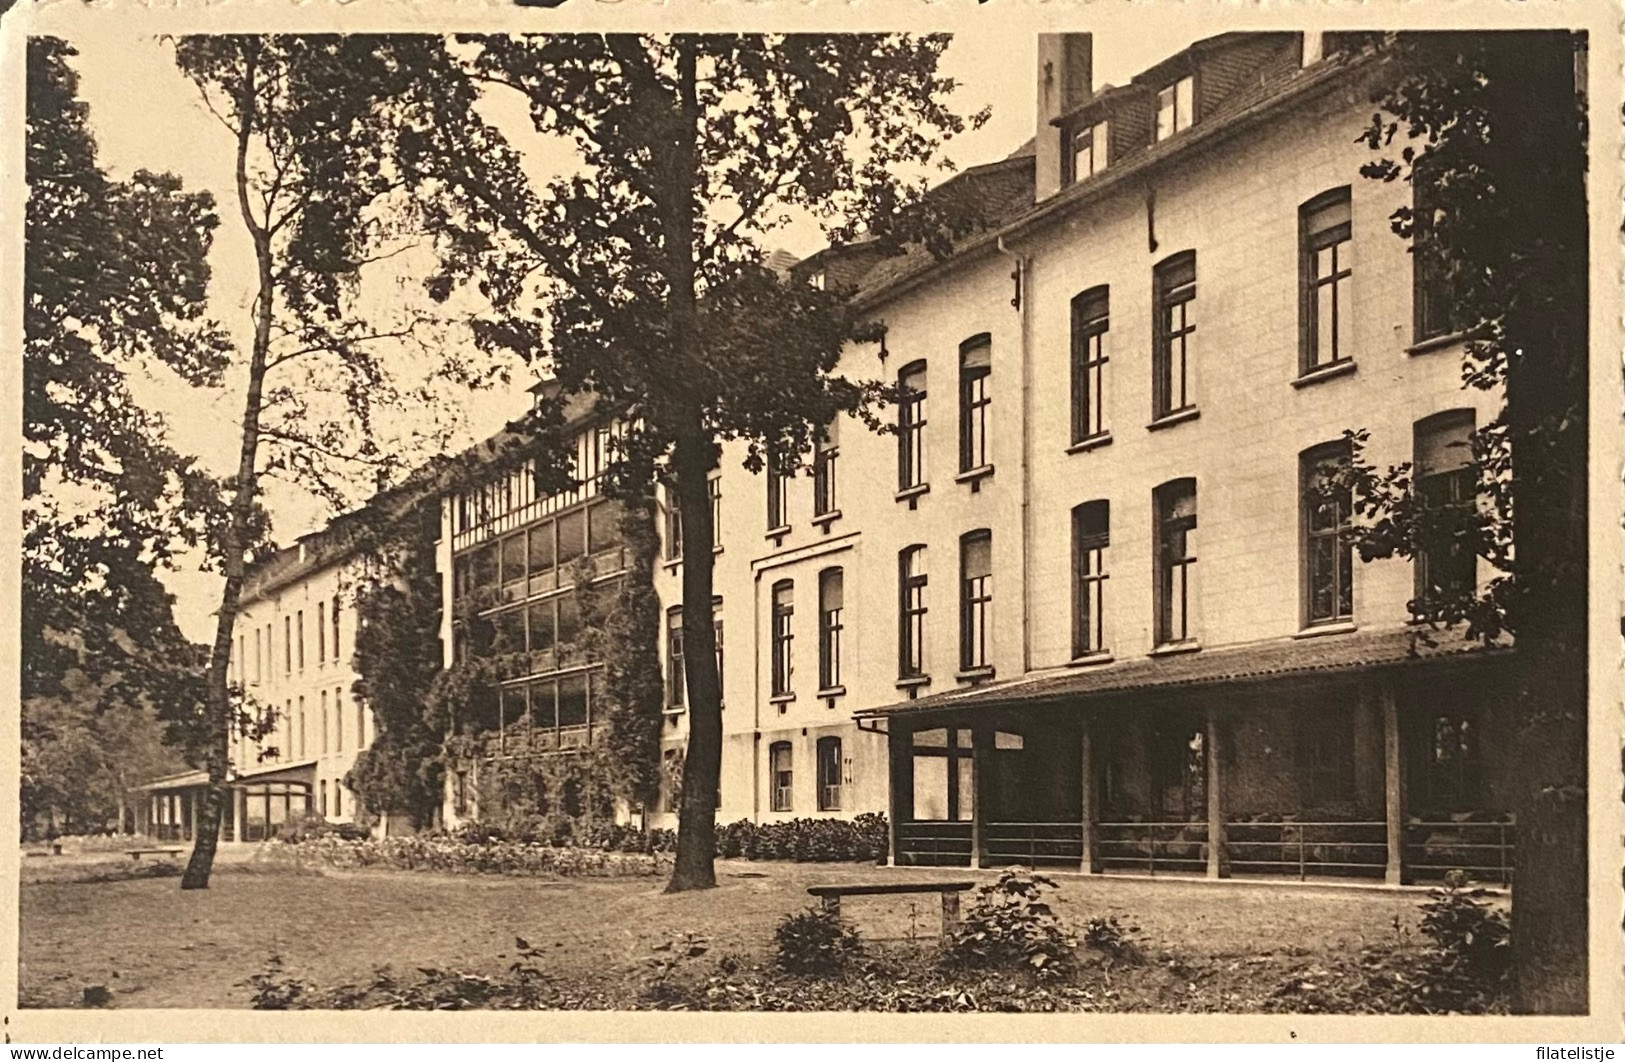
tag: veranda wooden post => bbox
[1206,707,1229,879]
[1080,716,1100,874]
[887,721,913,867]
[970,724,991,870]
[1380,678,1406,885]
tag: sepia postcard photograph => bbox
[3,0,1621,1043]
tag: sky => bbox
[61,28,1200,642]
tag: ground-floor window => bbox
[912,727,974,821]
[816,736,843,811]
[1301,703,1356,807]
[770,742,793,812]
[1416,711,1482,814]
[1148,720,1206,821]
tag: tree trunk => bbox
[183,49,272,889]
[660,37,722,894]
[1502,34,1589,1013]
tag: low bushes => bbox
[262,835,666,878]
[717,812,889,863]
[422,811,888,863]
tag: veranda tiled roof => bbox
[854,625,1509,720]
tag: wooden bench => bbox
[807,881,976,937]
[125,847,185,861]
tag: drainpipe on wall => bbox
[751,568,763,823]
[996,235,1036,674]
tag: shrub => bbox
[947,869,1077,978]
[1416,870,1510,1005]
[774,907,863,976]
[1082,915,1143,965]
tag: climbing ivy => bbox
[345,503,448,829]
[427,490,665,825]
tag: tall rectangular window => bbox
[320,690,329,755]
[1155,75,1195,141]
[666,607,685,708]
[1071,286,1110,443]
[818,568,844,691]
[1068,120,1109,183]
[357,702,366,749]
[1302,443,1354,626]
[1072,501,1110,657]
[817,736,843,811]
[1415,410,1478,605]
[316,602,326,664]
[897,362,928,490]
[334,688,344,752]
[331,596,340,663]
[1154,479,1198,645]
[769,742,793,812]
[766,455,789,532]
[1301,188,1354,373]
[664,486,683,561]
[296,611,305,671]
[284,616,292,675]
[297,698,306,759]
[253,629,262,685]
[899,545,928,679]
[959,531,992,672]
[813,420,839,517]
[1153,252,1197,419]
[770,580,794,698]
[1412,166,1461,343]
[958,335,991,473]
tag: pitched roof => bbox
[855,625,1509,720]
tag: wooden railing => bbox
[1405,819,1515,884]
[895,820,974,867]
[1096,820,1210,875]
[918,816,1514,883]
[981,821,1084,867]
[1225,820,1387,879]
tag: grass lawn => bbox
[18,851,1446,1010]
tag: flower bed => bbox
[262,835,668,878]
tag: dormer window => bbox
[1155,75,1195,141]
[808,269,826,291]
[1067,120,1109,184]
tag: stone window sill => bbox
[954,465,995,491]
[895,674,931,691]
[1067,651,1114,668]
[817,686,847,700]
[1066,432,1113,456]
[769,692,796,707]
[1147,407,1200,432]
[812,510,842,531]
[894,483,930,507]
[1148,640,1201,658]
[661,558,682,573]
[1406,329,1478,357]
[764,525,791,546]
[1292,360,1357,388]
[956,666,996,683]
[1295,620,1358,639]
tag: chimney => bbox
[1035,33,1093,202]
[1301,32,1324,66]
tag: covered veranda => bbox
[858,627,1516,885]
